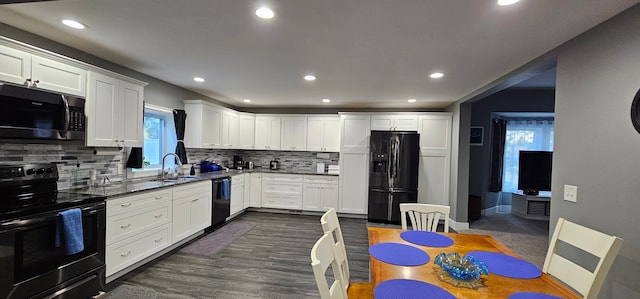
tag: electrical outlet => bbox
[564,184,578,202]
[117,164,124,175]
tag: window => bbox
[501,119,554,192]
[140,104,176,171]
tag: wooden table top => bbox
[368,227,580,299]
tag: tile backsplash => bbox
[0,142,340,190]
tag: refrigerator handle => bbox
[391,137,399,178]
[387,193,393,221]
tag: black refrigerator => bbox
[368,131,420,224]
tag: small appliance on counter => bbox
[233,155,243,169]
[270,160,279,170]
[245,161,254,170]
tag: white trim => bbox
[449,218,469,230]
[145,103,174,114]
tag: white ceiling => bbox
[0,0,637,109]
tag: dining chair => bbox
[399,203,450,232]
[310,233,348,299]
[320,208,373,298]
[542,217,624,299]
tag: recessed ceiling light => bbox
[497,0,520,6]
[61,19,86,29]
[408,99,417,103]
[304,75,316,81]
[430,72,444,79]
[322,99,331,103]
[193,77,205,82]
[243,99,252,103]
[256,7,275,19]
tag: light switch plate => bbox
[564,184,578,202]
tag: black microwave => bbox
[0,84,85,141]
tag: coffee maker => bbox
[233,155,243,169]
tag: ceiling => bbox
[0,0,637,109]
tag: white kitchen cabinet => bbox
[183,101,222,148]
[338,153,369,214]
[262,173,303,209]
[86,71,144,147]
[307,115,340,152]
[222,110,239,148]
[172,181,212,243]
[249,172,262,208]
[230,174,245,216]
[417,113,452,205]
[371,114,418,131]
[255,116,281,150]
[302,175,339,211]
[0,43,86,96]
[339,113,371,153]
[281,116,308,151]
[238,113,255,149]
[105,189,173,277]
[243,173,252,209]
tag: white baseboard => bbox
[450,218,469,230]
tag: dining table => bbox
[368,227,581,299]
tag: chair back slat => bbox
[320,209,350,288]
[311,234,348,299]
[543,217,624,299]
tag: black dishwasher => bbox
[208,176,231,231]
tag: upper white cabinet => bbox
[371,114,418,131]
[184,101,222,149]
[340,114,371,153]
[281,116,308,151]
[238,113,255,149]
[86,71,144,147]
[255,116,281,150]
[222,110,239,148]
[0,43,86,96]
[417,114,452,154]
[307,115,340,152]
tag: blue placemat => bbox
[374,279,456,299]
[369,242,430,266]
[508,292,564,299]
[400,231,454,247]
[467,251,542,279]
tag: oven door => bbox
[0,202,106,299]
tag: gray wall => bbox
[552,5,640,298]
[469,89,555,209]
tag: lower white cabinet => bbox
[105,180,211,278]
[338,153,369,214]
[262,174,303,209]
[105,189,173,277]
[302,175,339,211]
[172,181,212,243]
[249,173,262,208]
[243,173,251,209]
[230,174,245,216]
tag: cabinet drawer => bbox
[262,194,302,209]
[263,182,302,196]
[303,175,338,185]
[231,174,245,185]
[172,180,211,198]
[262,174,303,183]
[107,189,172,216]
[106,223,171,277]
[106,202,172,245]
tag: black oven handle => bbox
[61,94,70,139]
[0,204,104,232]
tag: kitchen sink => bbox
[153,176,199,183]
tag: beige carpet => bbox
[458,212,550,269]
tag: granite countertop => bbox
[71,168,338,198]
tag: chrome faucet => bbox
[161,153,183,179]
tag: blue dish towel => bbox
[55,208,85,255]
[222,178,230,200]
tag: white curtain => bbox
[501,119,554,192]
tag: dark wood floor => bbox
[108,212,370,298]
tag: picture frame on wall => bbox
[470,126,484,146]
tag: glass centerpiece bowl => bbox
[433,252,489,289]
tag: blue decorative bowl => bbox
[434,252,489,281]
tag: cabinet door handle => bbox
[192,198,199,202]
[155,237,163,243]
[155,196,164,200]
[154,213,163,218]
[121,223,131,229]
[121,203,132,208]
[121,251,131,257]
